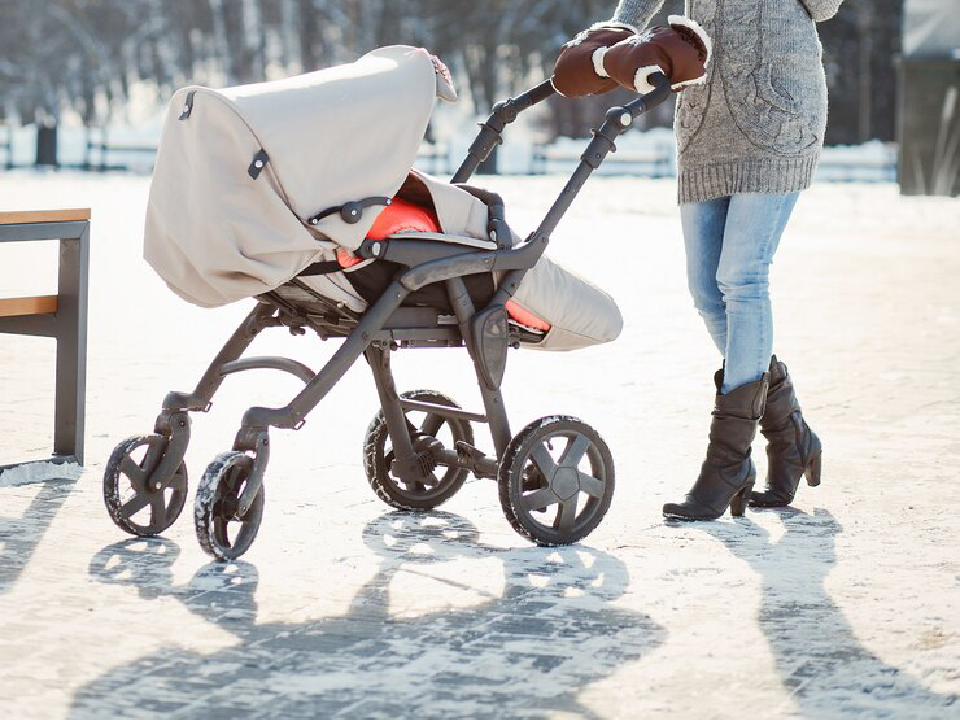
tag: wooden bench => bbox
[0,208,90,471]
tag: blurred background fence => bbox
[0,0,954,193]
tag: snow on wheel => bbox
[363,390,474,510]
[498,416,614,546]
[103,435,188,537]
[194,451,265,561]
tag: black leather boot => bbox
[663,371,768,521]
[749,355,822,507]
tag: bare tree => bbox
[0,0,906,165]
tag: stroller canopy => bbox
[145,46,451,307]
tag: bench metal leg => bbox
[52,225,89,464]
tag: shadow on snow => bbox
[696,508,958,718]
[72,511,666,719]
[0,476,76,596]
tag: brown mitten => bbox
[551,22,638,97]
[601,16,711,94]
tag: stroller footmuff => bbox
[104,45,673,559]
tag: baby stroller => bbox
[103,47,671,560]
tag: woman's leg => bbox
[751,354,823,506]
[663,192,799,522]
[716,192,800,394]
[680,197,729,355]
[664,195,757,522]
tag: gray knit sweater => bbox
[613,0,843,203]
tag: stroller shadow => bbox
[698,509,958,717]
[0,476,76,596]
[73,512,666,719]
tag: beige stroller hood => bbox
[145,46,448,307]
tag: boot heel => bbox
[804,451,822,487]
[730,485,752,517]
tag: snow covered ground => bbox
[0,172,958,718]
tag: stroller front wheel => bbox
[498,416,615,546]
[103,435,188,538]
[194,451,265,561]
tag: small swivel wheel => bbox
[363,390,474,510]
[499,416,615,546]
[103,435,188,537]
[194,452,265,561]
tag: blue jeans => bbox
[680,192,800,394]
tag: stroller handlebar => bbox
[501,72,672,118]
[451,73,670,184]
[507,79,557,113]
[448,73,673,308]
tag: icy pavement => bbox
[1,173,958,719]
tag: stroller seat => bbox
[278,174,622,352]
[270,196,553,342]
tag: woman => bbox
[552,0,839,519]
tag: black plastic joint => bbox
[340,202,365,224]
[309,197,390,226]
[234,425,270,453]
[162,391,205,412]
[491,100,516,124]
[605,106,633,125]
[248,149,269,179]
[595,123,622,144]
[178,90,197,120]
[357,238,384,259]
[154,409,190,437]
[489,219,510,248]
[390,454,430,483]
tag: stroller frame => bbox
[104,75,672,560]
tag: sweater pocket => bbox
[720,0,826,156]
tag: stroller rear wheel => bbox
[498,416,614,546]
[103,435,188,537]
[364,390,474,510]
[195,451,265,561]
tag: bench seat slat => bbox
[0,208,91,225]
[0,295,58,317]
